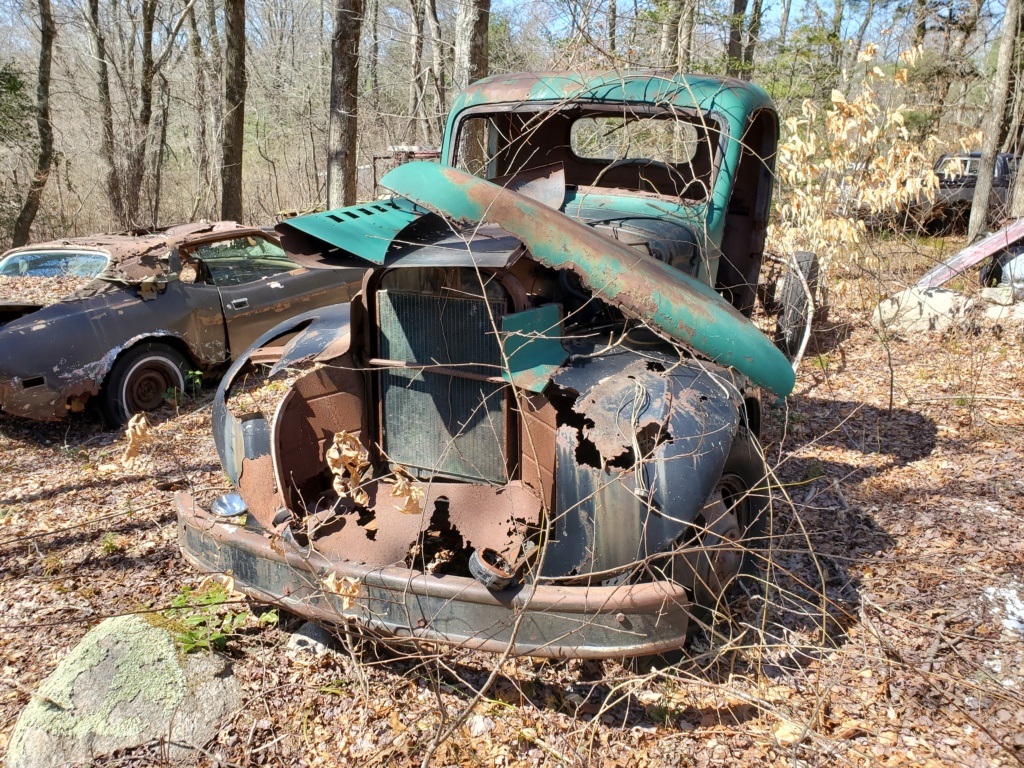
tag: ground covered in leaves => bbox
[1,235,1023,767]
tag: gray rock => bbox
[6,615,240,768]
[984,302,1024,325]
[286,621,336,656]
[981,286,1015,306]
[872,287,975,334]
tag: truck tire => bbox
[627,436,770,670]
[775,251,820,360]
[101,342,189,425]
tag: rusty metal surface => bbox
[0,221,251,268]
[489,163,566,210]
[304,480,541,568]
[540,352,742,579]
[214,304,353,483]
[177,490,693,658]
[916,217,1024,289]
[381,163,794,396]
[519,392,558,512]
[273,356,367,510]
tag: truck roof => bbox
[447,70,775,125]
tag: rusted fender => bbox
[381,163,796,397]
[915,217,1024,289]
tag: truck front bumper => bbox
[176,491,694,659]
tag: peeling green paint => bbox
[500,304,568,392]
[381,162,796,397]
[281,197,424,264]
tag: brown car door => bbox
[188,235,360,357]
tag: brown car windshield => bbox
[451,105,720,202]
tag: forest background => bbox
[0,0,1018,254]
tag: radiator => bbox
[377,289,508,484]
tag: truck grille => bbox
[377,289,508,484]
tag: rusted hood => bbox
[379,163,795,397]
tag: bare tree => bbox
[659,0,683,67]
[676,0,696,71]
[607,0,616,55]
[742,0,763,71]
[366,0,379,105]
[11,0,55,247]
[85,0,192,229]
[968,0,1021,241]
[726,0,748,76]
[407,0,428,143]
[425,0,446,137]
[453,0,490,92]
[453,0,488,172]
[326,0,363,208]
[221,0,247,222]
[186,5,215,218]
[85,0,122,226]
[778,0,792,46]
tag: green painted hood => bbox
[380,162,795,397]
[278,197,426,264]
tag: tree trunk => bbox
[726,0,748,76]
[660,0,683,68]
[935,0,985,125]
[742,0,763,73]
[851,0,876,68]
[326,0,363,208]
[367,0,379,106]
[1003,9,1024,157]
[676,0,695,71]
[221,0,247,222]
[124,0,157,226]
[968,0,1021,241]
[425,0,445,138]
[607,0,616,55]
[829,0,844,69]
[453,0,489,172]
[453,0,490,91]
[186,4,214,219]
[407,0,427,144]
[912,0,928,46]
[150,74,170,227]
[11,0,55,247]
[778,0,791,47]
[86,0,125,227]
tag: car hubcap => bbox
[126,363,174,412]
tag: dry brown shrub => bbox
[768,44,978,275]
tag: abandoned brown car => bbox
[0,222,360,423]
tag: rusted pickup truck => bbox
[177,71,796,658]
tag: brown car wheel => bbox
[101,342,189,425]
